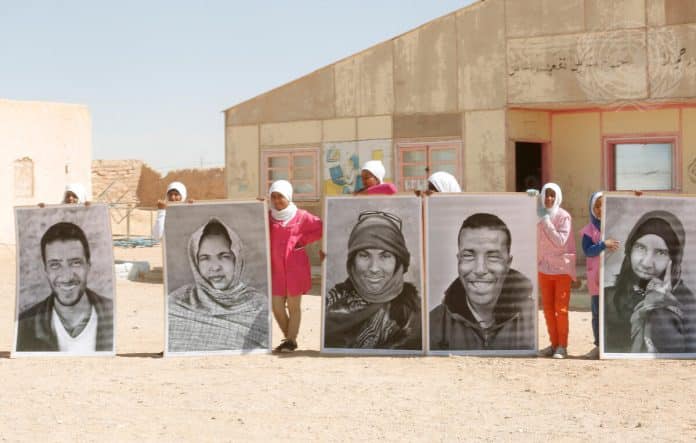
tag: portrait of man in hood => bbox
[322,196,424,354]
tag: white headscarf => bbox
[361,160,386,184]
[269,180,298,226]
[428,171,461,193]
[590,191,603,219]
[63,183,87,204]
[166,181,187,201]
[540,182,563,217]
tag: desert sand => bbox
[0,242,695,442]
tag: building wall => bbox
[0,99,92,244]
[393,15,458,114]
[508,110,551,142]
[503,0,696,105]
[457,0,507,111]
[548,106,693,238]
[464,109,507,191]
[334,42,394,117]
[550,112,602,224]
[92,159,144,204]
[226,125,259,199]
[602,108,679,134]
[682,108,696,195]
[224,0,696,222]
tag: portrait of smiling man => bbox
[429,212,534,352]
[16,221,114,353]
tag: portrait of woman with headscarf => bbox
[324,210,421,350]
[604,209,696,354]
[167,217,269,353]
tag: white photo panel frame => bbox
[163,200,272,356]
[12,204,117,357]
[425,193,538,356]
[321,195,425,355]
[600,193,696,360]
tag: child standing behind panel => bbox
[537,182,576,359]
[579,192,619,359]
[354,160,397,195]
[268,180,323,352]
[152,181,188,241]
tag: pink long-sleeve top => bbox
[537,207,577,280]
[362,183,398,195]
[269,209,323,296]
[580,222,602,294]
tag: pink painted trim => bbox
[599,112,604,190]
[547,110,553,184]
[541,142,551,185]
[509,102,696,115]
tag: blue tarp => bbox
[113,237,158,248]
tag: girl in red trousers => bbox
[537,182,577,359]
[268,180,323,352]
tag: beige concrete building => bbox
[0,99,92,244]
[224,0,696,233]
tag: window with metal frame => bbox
[262,148,320,200]
[397,142,461,191]
[604,136,679,191]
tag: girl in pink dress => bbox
[268,180,323,352]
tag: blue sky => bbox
[1,1,474,173]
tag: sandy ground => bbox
[0,243,695,442]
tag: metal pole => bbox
[126,205,131,240]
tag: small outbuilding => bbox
[0,98,92,244]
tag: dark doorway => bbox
[515,142,542,192]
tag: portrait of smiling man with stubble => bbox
[14,205,115,355]
[426,194,538,356]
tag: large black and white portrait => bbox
[322,196,423,354]
[164,201,271,355]
[602,194,696,359]
[13,204,115,356]
[426,194,537,355]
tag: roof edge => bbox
[222,0,484,113]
